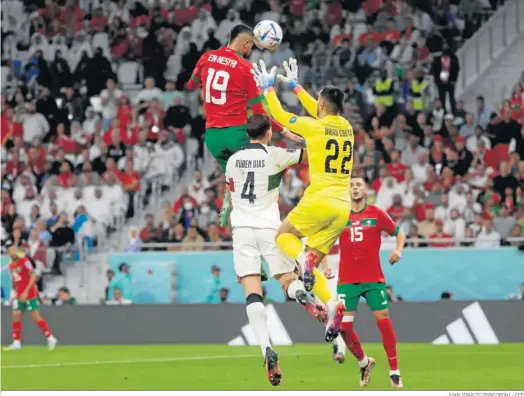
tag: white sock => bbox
[287,279,305,300]
[335,334,346,355]
[246,301,271,356]
[13,340,21,346]
[358,356,369,368]
[326,299,338,313]
[390,369,401,376]
[297,252,306,267]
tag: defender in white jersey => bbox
[226,114,327,386]
[228,143,302,278]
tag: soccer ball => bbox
[253,20,283,51]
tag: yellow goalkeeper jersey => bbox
[265,87,354,203]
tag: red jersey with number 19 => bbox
[189,47,264,129]
[9,256,39,299]
[338,204,399,284]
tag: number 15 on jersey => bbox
[350,226,363,242]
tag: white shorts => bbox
[232,227,297,278]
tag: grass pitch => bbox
[2,344,524,390]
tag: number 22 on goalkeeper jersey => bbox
[265,89,353,203]
[190,47,264,128]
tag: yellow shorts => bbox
[288,195,351,254]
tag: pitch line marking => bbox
[2,352,319,369]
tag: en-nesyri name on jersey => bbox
[226,143,303,229]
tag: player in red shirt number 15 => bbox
[337,177,405,388]
[4,240,57,351]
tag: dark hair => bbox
[247,114,271,140]
[118,262,129,272]
[319,85,344,114]
[440,291,452,300]
[229,24,253,43]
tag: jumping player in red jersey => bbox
[3,240,57,351]
[187,24,300,227]
[337,177,405,388]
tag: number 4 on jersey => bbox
[241,172,256,204]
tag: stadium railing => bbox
[456,0,524,97]
[120,237,524,251]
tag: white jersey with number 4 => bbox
[226,143,303,230]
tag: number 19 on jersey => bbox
[205,68,230,105]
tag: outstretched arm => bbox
[251,94,302,141]
[277,58,318,119]
[265,87,316,136]
[246,64,303,141]
[293,86,318,119]
[251,101,283,132]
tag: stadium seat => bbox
[118,62,141,89]
[352,23,367,48]
[92,33,111,59]
[186,137,200,172]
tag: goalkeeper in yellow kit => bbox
[253,59,354,342]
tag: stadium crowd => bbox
[1,0,522,304]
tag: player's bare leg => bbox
[240,274,281,385]
[373,309,402,388]
[4,310,23,351]
[30,310,57,350]
[275,272,327,323]
[340,313,376,386]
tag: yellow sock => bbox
[313,267,333,304]
[277,233,333,303]
[276,233,303,260]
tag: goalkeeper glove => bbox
[252,60,277,91]
[277,58,299,89]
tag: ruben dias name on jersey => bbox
[226,143,303,230]
[235,159,266,168]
